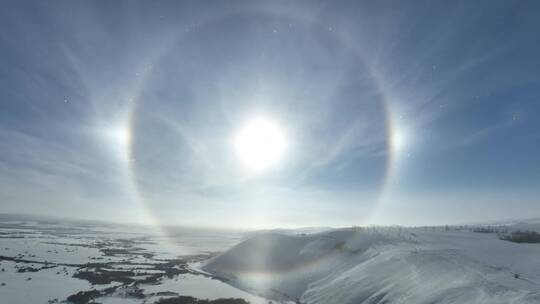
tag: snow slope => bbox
[202,227,540,303]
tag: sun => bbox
[234,118,287,172]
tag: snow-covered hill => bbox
[202,227,540,304]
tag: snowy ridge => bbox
[203,227,540,304]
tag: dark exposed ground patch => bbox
[73,268,137,285]
[16,265,55,272]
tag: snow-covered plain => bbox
[203,226,540,304]
[0,215,270,304]
[3,214,540,304]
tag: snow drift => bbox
[202,227,540,304]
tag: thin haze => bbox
[1,1,539,228]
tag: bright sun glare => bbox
[234,118,287,172]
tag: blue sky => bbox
[1,0,539,228]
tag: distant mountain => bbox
[465,218,540,232]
